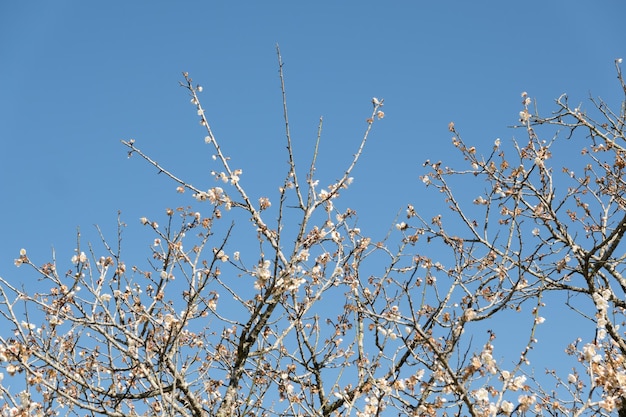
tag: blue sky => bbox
[2,2,622,255]
[0,0,624,399]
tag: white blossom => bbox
[501,400,514,414]
[511,375,527,390]
[21,321,35,330]
[71,252,87,264]
[474,387,489,402]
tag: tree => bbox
[0,48,625,417]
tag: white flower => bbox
[395,222,407,230]
[501,400,514,414]
[258,196,271,210]
[593,291,609,311]
[583,343,597,361]
[21,321,35,330]
[254,260,272,281]
[19,248,26,256]
[618,58,623,64]
[512,375,527,390]
[194,191,208,201]
[6,364,18,376]
[518,394,536,407]
[494,138,501,147]
[333,267,343,279]
[478,348,491,362]
[474,387,489,402]
[464,308,476,321]
[473,196,487,205]
[71,252,87,264]
[567,373,577,384]
[216,250,229,262]
[297,249,309,262]
[395,379,406,391]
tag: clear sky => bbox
[0,0,624,401]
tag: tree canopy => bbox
[1,50,626,417]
